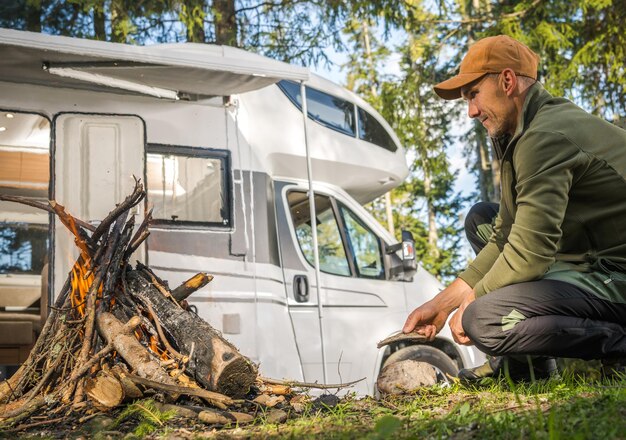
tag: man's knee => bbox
[464,202,498,232]
[465,202,498,255]
[462,297,504,356]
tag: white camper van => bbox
[0,28,485,393]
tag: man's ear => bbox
[500,68,517,96]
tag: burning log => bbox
[125,270,258,398]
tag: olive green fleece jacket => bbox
[459,83,626,304]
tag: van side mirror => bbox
[400,230,417,279]
[385,230,417,281]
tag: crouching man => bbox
[403,35,626,381]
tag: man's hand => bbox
[402,278,473,341]
[402,301,450,341]
[449,291,476,345]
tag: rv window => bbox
[146,146,230,226]
[0,223,48,275]
[357,107,398,152]
[339,205,384,279]
[0,112,50,275]
[277,81,356,137]
[287,191,350,277]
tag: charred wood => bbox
[125,270,257,398]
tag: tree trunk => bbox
[93,4,106,40]
[25,0,42,32]
[213,0,236,46]
[125,270,257,398]
[423,164,439,258]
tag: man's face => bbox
[461,74,516,138]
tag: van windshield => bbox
[287,191,350,276]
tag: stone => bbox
[376,360,437,395]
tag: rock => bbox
[311,394,340,412]
[198,409,231,425]
[376,360,437,395]
[289,394,308,413]
[154,402,200,419]
[230,411,254,424]
[253,394,285,407]
[266,409,288,424]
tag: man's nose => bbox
[468,102,480,119]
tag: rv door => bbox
[275,182,407,394]
[52,114,146,296]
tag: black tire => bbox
[382,345,459,382]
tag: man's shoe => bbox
[600,358,626,379]
[458,356,558,383]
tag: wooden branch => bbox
[124,230,150,261]
[102,216,135,299]
[259,376,365,390]
[122,207,152,260]
[91,178,144,243]
[172,273,213,302]
[146,302,185,361]
[0,271,74,403]
[377,331,427,349]
[65,228,122,405]
[0,416,65,433]
[137,263,175,302]
[49,201,94,257]
[0,395,46,427]
[0,195,96,232]
[125,374,233,410]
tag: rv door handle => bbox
[293,275,309,303]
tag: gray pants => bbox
[462,202,626,360]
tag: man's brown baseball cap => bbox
[434,35,540,100]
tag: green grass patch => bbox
[203,374,626,440]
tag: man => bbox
[403,35,626,381]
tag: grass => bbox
[198,371,626,440]
[6,369,625,439]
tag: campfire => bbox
[0,180,259,428]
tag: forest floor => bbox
[2,362,625,439]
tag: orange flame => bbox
[69,259,102,318]
[149,335,169,361]
[134,326,170,361]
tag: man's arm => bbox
[403,278,474,340]
[472,131,582,296]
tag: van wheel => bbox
[382,345,459,383]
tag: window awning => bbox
[0,28,309,99]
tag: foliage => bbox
[111,398,176,438]
[2,0,625,279]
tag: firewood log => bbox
[124,270,257,398]
[95,313,179,389]
[171,273,213,302]
[85,373,125,409]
